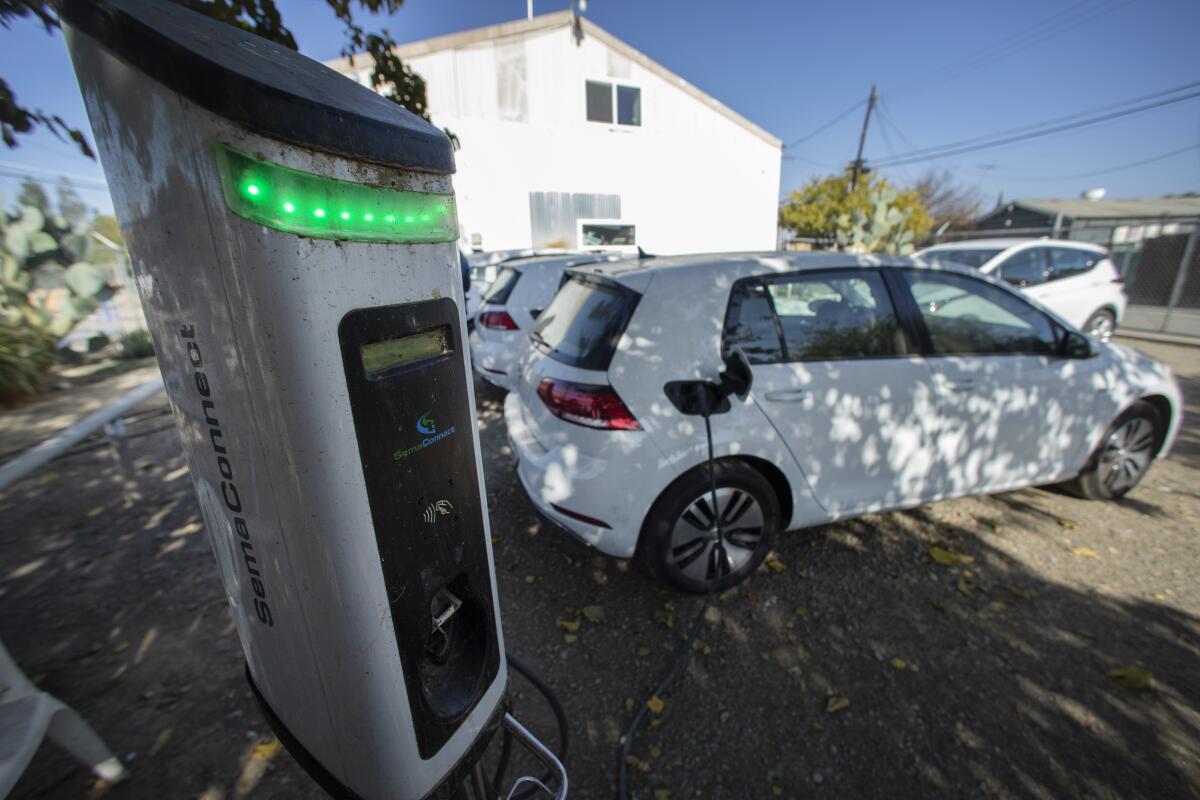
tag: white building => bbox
[328,11,781,254]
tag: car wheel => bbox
[1083,309,1116,342]
[1068,401,1162,500]
[640,461,779,594]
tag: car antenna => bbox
[637,246,654,260]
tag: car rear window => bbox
[530,274,639,371]
[921,248,1004,270]
[482,266,520,304]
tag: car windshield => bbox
[531,275,639,371]
[481,266,520,304]
[921,248,1004,270]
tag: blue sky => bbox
[2,0,1197,217]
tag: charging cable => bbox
[619,387,727,800]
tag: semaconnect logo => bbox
[394,411,455,461]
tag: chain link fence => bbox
[931,217,1200,338]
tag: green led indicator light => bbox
[213,143,458,244]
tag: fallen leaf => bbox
[811,721,825,732]
[692,640,712,655]
[563,634,577,644]
[890,657,907,670]
[524,575,535,583]
[557,619,581,633]
[649,746,662,758]
[654,791,671,800]
[637,646,651,658]
[649,718,663,730]
[929,546,974,567]
[772,787,784,796]
[1057,518,1079,530]
[826,696,850,714]
[1153,592,1167,601]
[1106,666,1153,690]
[930,599,946,612]
[1071,547,1101,560]
[956,576,973,597]
[581,605,606,624]
[625,697,635,713]
[1006,585,1035,601]
[764,553,787,573]
[794,606,809,617]
[654,609,675,629]
[646,696,665,714]
[625,755,650,773]
[113,641,130,653]
[251,738,280,761]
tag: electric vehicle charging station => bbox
[60,1,564,797]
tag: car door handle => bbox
[763,389,808,402]
[946,379,978,391]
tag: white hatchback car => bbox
[471,253,628,391]
[504,253,1181,592]
[915,239,1127,341]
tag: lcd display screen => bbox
[361,326,451,378]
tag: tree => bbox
[1,0,429,158]
[912,169,984,231]
[16,178,48,211]
[779,170,932,243]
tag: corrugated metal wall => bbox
[529,192,621,247]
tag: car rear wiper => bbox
[528,330,550,350]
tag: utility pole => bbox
[849,84,877,191]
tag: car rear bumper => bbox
[470,337,517,391]
[503,390,643,558]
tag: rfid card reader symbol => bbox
[423,500,454,524]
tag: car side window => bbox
[765,270,901,361]
[902,270,1059,356]
[998,247,1049,287]
[1048,247,1098,281]
[724,282,784,364]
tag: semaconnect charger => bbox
[60,1,566,797]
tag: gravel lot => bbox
[2,335,1198,800]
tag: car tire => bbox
[1066,401,1162,501]
[639,461,780,594]
[1083,308,1116,342]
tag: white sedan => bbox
[504,253,1181,593]
[470,253,628,391]
[915,239,1127,341]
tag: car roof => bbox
[504,253,632,272]
[920,238,1106,253]
[566,251,962,289]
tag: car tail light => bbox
[536,378,640,430]
[1112,274,1125,285]
[479,310,518,330]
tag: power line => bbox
[782,98,866,150]
[976,143,1200,182]
[870,87,1200,168]
[874,80,1200,163]
[0,159,108,189]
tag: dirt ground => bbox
[2,335,1198,800]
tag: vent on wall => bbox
[529,192,621,248]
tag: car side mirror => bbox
[1062,330,1095,359]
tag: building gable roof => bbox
[326,11,782,149]
[1009,196,1200,220]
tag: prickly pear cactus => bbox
[835,187,917,256]
[1,203,113,339]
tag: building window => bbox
[581,222,636,247]
[585,81,641,126]
[586,80,613,123]
[617,85,641,126]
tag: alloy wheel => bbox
[1088,313,1115,342]
[668,487,765,583]
[1098,417,1156,494]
